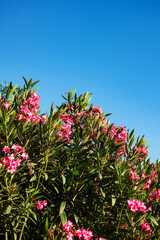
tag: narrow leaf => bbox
[6,205,12,214]
[59,201,66,215]
[60,211,67,226]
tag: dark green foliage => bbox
[0,78,159,240]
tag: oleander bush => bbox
[0,78,159,240]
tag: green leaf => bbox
[59,201,66,215]
[99,172,102,180]
[44,172,48,181]
[61,174,66,185]
[0,120,6,134]
[86,97,92,104]
[96,130,101,140]
[8,111,16,126]
[22,76,28,86]
[45,217,49,231]
[8,84,18,97]
[30,175,37,182]
[82,135,89,144]
[129,135,136,148]
[28,208,37,221]
[31,80,39,88]
[27,78,32,89]
[70,89,76,95]
[14,233,17,240]
[9,95,15,104]
[32,87,39,93]
[60,211,67,226]
[149,215,159,226]
[72,170,79,175]
[6,205,12,214]
[111,195,116,206]
[100,188,105,198]
[26,188,35,193]
[73,213,79,224]
[129,129,134,139]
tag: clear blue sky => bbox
[0,0,160,161]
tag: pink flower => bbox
[42,200,48,207]
[148,206,152,211]
[57,131,63,138]
[58,112,73,143]
[142,173,146,178]
[11,144,24,153]
[96,238,106,240]
[130,170,140,181]
[21,152,28,159]
[102,126,107,135]
[2,102,10,109]
[16,92,46,124]
[63,220,73,233]
[48,228,54,240]
[2,146,10,153]
[127,199,147,213]
[148,188,160,202]
[134,146,148,157]
[41,114,47,123]
[2,144,28,174]
[76,229,93,240]
[141,221,152,232]
[36,199,47,210]
[66,232,74,240]
[36,200,44,210]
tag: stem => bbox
[116,203,125,234]
[19,212,29,240]
[4,117,9,146]
[5,232,8,240]
[19,225,24,240]
[131,215,135,239]
[35,149,49,191]
[44,149,49,172]
[72,184,85,201]
[35,165,44,191]
[36,146,49,191]
[5,220,8,240]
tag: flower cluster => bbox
[141,169,158,190]
[57,112,73,143]
[130,170,140,184]
[141,221,152,232]
[110,125,128,143]
[148,188,160,202]
[90,106,103,118]
[16,92,47,124]
[2,101,10,110]
[48,228,54,240]
[76,229,93,240]
[63,220,73,233]
[49,220,105,240]
[95,238,106,240]
[144,178,152,189]
[36,199,48,210]
[134,146,148,158]
[127,199,147,213]
[1,144,28,174]
[150,169,158,179]
[110,125,128,156]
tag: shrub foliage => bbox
[0,78,159,240]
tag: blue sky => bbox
[0,0,160,161]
